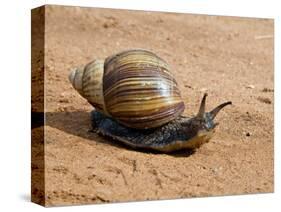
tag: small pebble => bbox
[246,132,251,137]
[57,106,75,112]
[59,99,70,103]
[262,88,274,92]
[184,84,193,89]
[257,97,272,104]
[200,87,208,92]
[211,166,222,174]
[60,92,67,98]
[103,23,109,28]
[47,65,54,71]
[245,84,255,89]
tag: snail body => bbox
[69,49,231,152]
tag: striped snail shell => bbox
[69,49,185,129]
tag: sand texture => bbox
[32,5,274,206]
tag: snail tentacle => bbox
[209,101,232,120]
[197,93,208,118]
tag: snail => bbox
[69,49,232,152]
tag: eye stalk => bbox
[209,101,232,120]
[197,93,208,118]
[196,93,232,130]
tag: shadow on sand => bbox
[41,111,195,157]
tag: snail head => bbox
[194,93,232,136]
[180,93,232,148]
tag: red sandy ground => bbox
[32,5,274,206]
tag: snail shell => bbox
[69,49,185,129]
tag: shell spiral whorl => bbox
[69,59,109,116]
[69,49,185,129]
